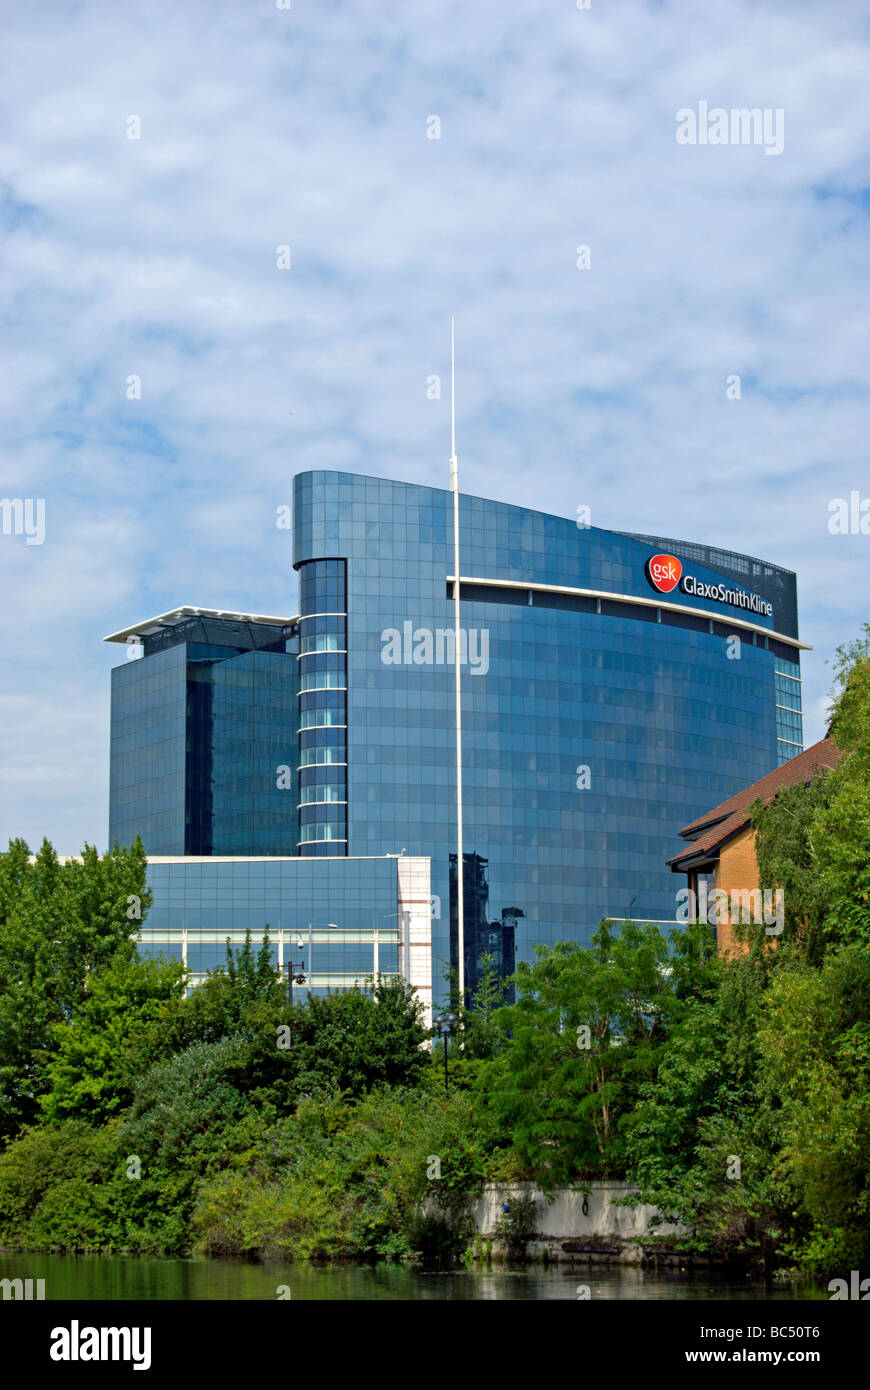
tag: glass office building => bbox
[292,470,805,995]
[108,610,300,856]
[107,470,805,1002]
[138,854,433,1017]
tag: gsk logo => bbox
[646,553,682,594]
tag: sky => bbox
[1,0,868,853]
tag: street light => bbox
[285,953,307,1005]
[432,1013,459,1096]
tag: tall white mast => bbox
[449,317,465,1006]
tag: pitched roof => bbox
[668,736,842,869]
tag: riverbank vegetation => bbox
[0,632,867,1276]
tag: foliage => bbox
[0,1120,127,1251]
[283,976,429,1098]
[750,775,831,962]
[1,651,868,1286]
[813,635,870,949]
[626,931,870,1276]
[493,1189,540,1262]
[191,1088,490,1262]
[756,946,870,1272]
[477,919,717,1187]
[39,953,186,1124]
[155,935,429,1110]
[747,628,870,960]
[177,930,289,1046]
[623,943,787,1266]
[0,836,151,1140]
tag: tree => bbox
[0,836,151,1141]
[40,952,187,1124]
[756,945,870,1272]
[425,953,510,1098]
[191,1086,491,1263]
[0,1118,127,1252]
[269,976,429,1102]
[624,946,788,1269]
[116,1035,254,1249]
[812,630,870,948]
[750,774,831,962]
[175,930,288,1049]
[159,938,428,1113]
[478,920,713,1186]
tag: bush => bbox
[494,1190,540,1262]
[191,1088,488,1263]
[0,1120,126,1251]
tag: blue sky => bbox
[1,0,868,852]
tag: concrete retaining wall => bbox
[471,1181,684,1263]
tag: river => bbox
[0,1254,830,1300]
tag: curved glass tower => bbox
[297,559,348,855]
[292,470,805,997]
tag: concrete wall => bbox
[472,1181,683,1262]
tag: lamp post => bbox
[432,1013,459,1096]
[285,957,307,1005]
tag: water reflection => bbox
[0,1254,828,1301]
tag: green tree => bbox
[270,976,428,1102]
[174,930,288,1047]
[39,952,187,1124]
[154,940,428,1115]
[192,1086,491,1263]
[116,1036,254,1249]
[624,947,788,1270]
[750,774,831,962]
[0,836,151,1140]
[478,920,712,1186]
[812,630,870,948]
[757,945,870,1272]
[0,1118,128,1251]
[747,626,870,959]
[425,954,510,1098]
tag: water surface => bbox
[0,1254,828,1301]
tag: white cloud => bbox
[0,0,868,847]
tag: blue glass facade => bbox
[140,855,403,993]
[106,474,803,1005]
[109,642,188,854]
[298,560,348,855]
[109,615,299,856]
[292,470,804,996]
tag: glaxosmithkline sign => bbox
[645,553,773,618]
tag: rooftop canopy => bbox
[104,606,299,644]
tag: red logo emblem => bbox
[646,553,682,593]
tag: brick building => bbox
[668,737,842,954]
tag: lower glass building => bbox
[107,470,807,1003]
[139,853,433,1020]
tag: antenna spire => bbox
[449,316,464,1008]
[449,315,458,490]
